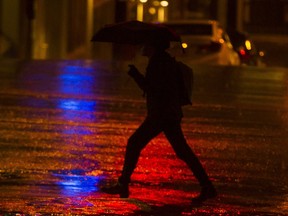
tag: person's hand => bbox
[128,64,139,77]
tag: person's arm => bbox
[128,65,146,91]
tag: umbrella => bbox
[91,20,181,45]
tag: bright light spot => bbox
[160,1,169,7]
[240,49,246,56]
[245,40,252,50]
[182,43,188,49]
[259,51,265,57]
[149,7,156,15]
[219,38,225,44]
[140,0,148,3]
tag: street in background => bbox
[228,30,266,67]
[163,20,240,66]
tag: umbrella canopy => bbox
[91,20,181,45]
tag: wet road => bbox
[0,59,288,215]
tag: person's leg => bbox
[163,120,217,202]
[119,117,162,184]
[103,118,162,198]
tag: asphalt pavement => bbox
[0,59,288,215]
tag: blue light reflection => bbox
[56,62,98,121]
[58,99,97,112]
[53,62,101,197]
[62,65,94,74]
[54,171,102,197]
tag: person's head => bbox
[141,37,170,57]
[141,44,154,57]
[152,37,170,50]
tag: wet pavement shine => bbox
[0,59,288,215]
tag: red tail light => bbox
[239,49,246,56]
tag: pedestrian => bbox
[102,37,217,204]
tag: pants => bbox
[119,117,211,187]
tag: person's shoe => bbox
[192,184,217,204]
[101,182,129,198]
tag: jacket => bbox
[129,51,183,121]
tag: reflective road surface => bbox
[0,59,288,215]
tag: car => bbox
[162,20,240,66]
[228,30,265,66]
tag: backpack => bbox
[176,61,194,106]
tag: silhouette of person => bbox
[102,37,217,203]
